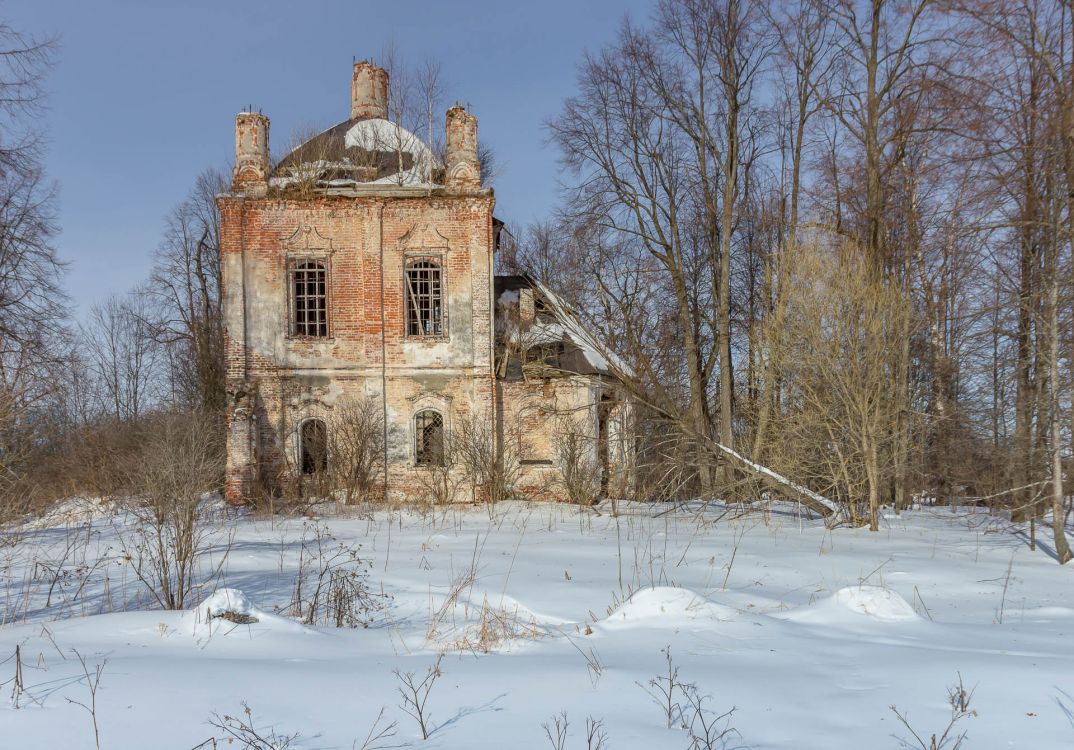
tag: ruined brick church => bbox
[219,61,632,505]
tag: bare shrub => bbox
[65,649,106,750]
[637,645,686,729]
[890,673,976,750]
[553,413,602,507]
[205,702,300,750]
[115,410,228,610]
[453,412,520,510]
[326,395,385,507]
[287,522,390,628]
[415,442,461,507]
[29,519,107,618]
[543,711,569,750]
[760,241,914,530]
[682,685,737,750]
[585,716,608,750]
[354,707,399,750]
[635,645,737,746]
[395,654,443,740]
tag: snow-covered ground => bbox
[1,500,1072,748]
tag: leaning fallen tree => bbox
[700,437,846,523]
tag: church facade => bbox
[218,61,632,505]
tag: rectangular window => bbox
[291,260,328,337]
[405,259,443,337]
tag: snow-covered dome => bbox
[272,117,439,189]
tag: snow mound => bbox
[782,586,919,624]
[600,587,737,630]
[202,588,260,623]
[182,588,315,637]
[1022,606,1074,620]
[425,593,561,653]
[831,587,918,620]
[21,496,115,529]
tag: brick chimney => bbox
[233,111,270,196]
[351,61,389,120]
[519,288,536,323]
[445,106,480,189]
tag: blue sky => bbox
[4,0,649,315]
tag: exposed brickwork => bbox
[351,61,389,120]
[445,107,480,190]
[233,113,270,197]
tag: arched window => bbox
[405,259,443,336]
[291,260,328,337]
[414,410,444,466]
[300,418,328,475]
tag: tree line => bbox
[506,0,1074,560]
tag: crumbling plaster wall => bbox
[499,376,634,502]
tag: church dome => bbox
[272,117,439,189]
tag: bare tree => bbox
[0,22,67,514]
[951,0,1073,553]
[147,169,227,415]
[82,293,163,422]
[752,0,836,460]
[550,0,771,496]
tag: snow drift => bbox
[780,585,920,624]
[599,587,737,630]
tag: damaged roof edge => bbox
[494,273,635,380]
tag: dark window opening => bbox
[300,419,328,475]
[405,259,443,337]
[598,395,613,495]
[291,260,328,337]
[415,410,444,466]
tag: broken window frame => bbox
[288,258,330,338]
[404,256,445,338]
[414,409,445,466]
[299,418,328,475]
